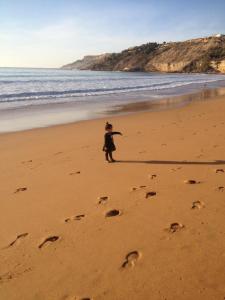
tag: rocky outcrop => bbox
[211,60,225,73]
[62,35,225,73]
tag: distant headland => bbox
[61,34,225,73]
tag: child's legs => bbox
[105,151,112,161]
[108,151,114,161]
[105,151,114,161]
[105,151,109,161]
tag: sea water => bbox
[0,68,225,132]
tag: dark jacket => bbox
[103,132,121,152]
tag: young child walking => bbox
[103,122,122,163]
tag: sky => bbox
[0,0,225,68]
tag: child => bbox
[103,122,122,163]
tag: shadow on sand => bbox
[116,160,225,165]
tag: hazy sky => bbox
[0,0,225,68]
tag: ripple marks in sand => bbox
[121,251,141,269]
[38,236,59,249]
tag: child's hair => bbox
[105,122,113,130]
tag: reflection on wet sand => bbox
[106,87,225,115]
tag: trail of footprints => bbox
[6,166,224,292]
[3,233,60,250]
[11,172,221,250]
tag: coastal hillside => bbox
[62,35,225,73]
[62,54,111,70]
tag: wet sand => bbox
[106,86,225,114]
[0,91,225,300]
[1,86,225,134]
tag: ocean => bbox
[0,67,225,132]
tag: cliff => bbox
[61,35,225,73]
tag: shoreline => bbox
[1,85,225,136]
[1,67,225,134]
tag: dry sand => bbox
[0,92,225,300]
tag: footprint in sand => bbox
[171,167,182,172]
[131,185,146,191]
[5,233,28,249]
[69,297,92,300]
[215,169,224,173]
[145,191,157,198]
[21,160,32,164]
[69,171,81,175]
[0,268,31,283]
[65,215,85,223]
[192,201,204,210]
[184,180,200,185]
[98,196,108,204]
[149,174,157,180]
[166,223,184,233]
[73,298,92,300]
[121,251,140,269]
[105,209,121,218]
[38,236,59,249]
[216,186,224,192]
[0,272,13,283]
[14,187,27,193]
[54,151,63,155]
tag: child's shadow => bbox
[116,159,225,165]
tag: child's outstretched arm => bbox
[112,131,122,135]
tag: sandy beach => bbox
[0,91,225,300]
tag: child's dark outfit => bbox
[103,131,121,162]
